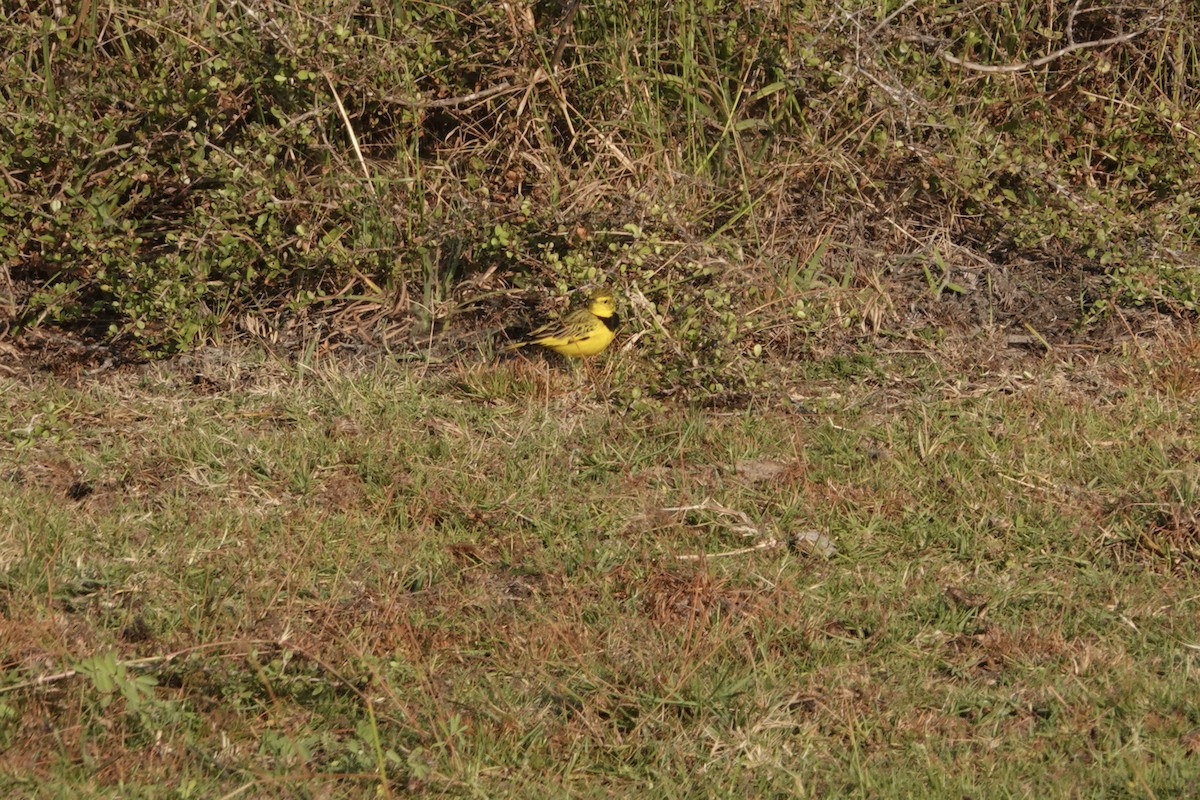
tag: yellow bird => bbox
[507,290,618,357]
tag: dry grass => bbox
[1,330,1199,797]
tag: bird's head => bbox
[587,290,616,319]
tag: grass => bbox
[2,339,1199,797]
[5,2,1199,794]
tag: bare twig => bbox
[868,0,920,38]
[324,72,375,195]
[1066,0,1084,46]
[937,16,1160,74]
[675,537,784,561]
[664,499,775,560]
[548,0,582,72]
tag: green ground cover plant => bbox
[3,2,1199,379]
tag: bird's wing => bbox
[551,310,602,342]
[526,309,593,343]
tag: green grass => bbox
[2,344,1198,797]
